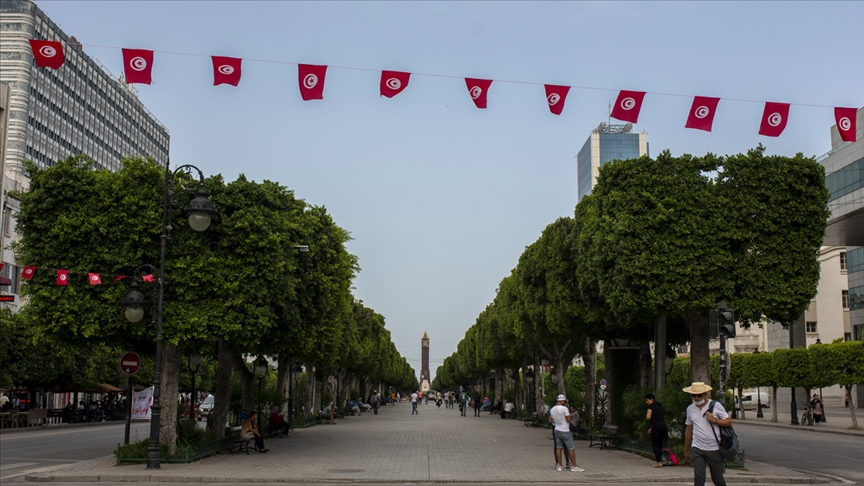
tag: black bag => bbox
[708,400,739,461]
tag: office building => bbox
[576,122,648,203]
[0,0,170,308]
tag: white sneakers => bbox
[555,465,564,471]
[556,464,584,472]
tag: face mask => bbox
[694,398,706,406]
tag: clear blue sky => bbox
[38,1,864,380]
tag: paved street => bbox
[0,421,151,482]
[13,401,841,485]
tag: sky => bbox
[35,1,864,381]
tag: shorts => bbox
[554,430,574,450]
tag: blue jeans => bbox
[411,402,418,414]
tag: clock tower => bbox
[421,331,430,392]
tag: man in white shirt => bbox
[549,394,584,472]
[410,391,419,415]
[683,382,731,486]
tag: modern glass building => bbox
[576,122,648,202]
[0,0,170,309]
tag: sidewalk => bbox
[732,407,863,437]
[25,403,838,484]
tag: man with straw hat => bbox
[683,382,732,486]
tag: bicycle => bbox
[799,406,813,426]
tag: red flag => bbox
[29,40,65,69]
[122,48,154,85]
[298,64,327,101]
[113,275,129,283]
[610,90,646,123]
[685,96,720,132]
[212,56,242,86]
[380,70,410,98]
[142,274,156,283]
[835,107,858,142]
[57,270,69,286]
[88,273,102,285]
[0,263,4,272]
[21,266,36,280]
[758,102,790,137]
[544,85,570,116]
[465,78,493,109]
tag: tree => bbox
[811,340,864,429]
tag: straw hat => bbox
[682,382,713,394]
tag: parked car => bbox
[198,395,215,421]
[741,391,770,410]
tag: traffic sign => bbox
[119,352,141,376]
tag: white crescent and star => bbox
[130,56,147,71]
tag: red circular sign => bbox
[120,352,141,376]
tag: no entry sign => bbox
[120,352,141,376]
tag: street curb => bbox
[734,419,863,437]
[0,420,139,435]
[23,475,837,484]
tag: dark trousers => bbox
[650,425,667,462]
[474,407,480,417]
[373,402,379,415]
[461,403,467,416]
[253,434,265,451]
[691,447,726,486]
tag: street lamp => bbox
[254,357,269,422]
[289,362,303,426]
[754,349,764,419]
[525,368,535,414]
[188,352,202,421]
[120,163,215,470]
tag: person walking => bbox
[550,394,583,472]
[811,394,824,424]
[473,392,482,417]
[460,389,468,417]
[683,382,731,486]
[371,390,381,415]
[410,391,419,415]
[645,393,668,467]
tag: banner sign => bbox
[131,386,154,420]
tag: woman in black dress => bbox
[645,394,668,467]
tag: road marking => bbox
[0,462,37,470]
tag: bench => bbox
[588,424,618,450]
[228,426,252,454]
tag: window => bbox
[842,290,850,309]
[845,333,853,341]
[840,252,847,270]
[806,321,817,333]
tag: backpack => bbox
[708,400,740,461]
[661,448,678,466]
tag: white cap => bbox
[557,394,567,402]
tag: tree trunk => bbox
[534,354,543,413]
[310,371,320,415]
[159,343,181,453]
[207,340,233,436]
[771,386,778,423]
[686,311,711,385]
[737,386,745,420]
[846,385,859,429]
[513,364,523,412]
[639,343,653,389]
[583,337,595,428]
[231,352,255,414]
[275,353,289,412]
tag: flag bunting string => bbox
[16,263,156,287]
[26,39,861,141]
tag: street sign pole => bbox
[119,352,142,445]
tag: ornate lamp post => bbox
[254,357,269,423]
[525,368,535,414]
[188,352,202,420]
[289,362,303,426]
[120,164,215,470]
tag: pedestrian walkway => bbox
[733,407,863,437]
[27,402,835,484]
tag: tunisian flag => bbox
[758,102,790,137]
[465,78,493,109]
[21,266,36,280]
[29,40,64,69]
[610,90,646,123]
[835,107,858,142]
[56,270,69,287]
[122,49,154,84]
[380,70,410,98]
[212,56,242,86]
[298,64,327,101]
[544,85,570,116]
[88,273,102,285]
[685,96,720,132]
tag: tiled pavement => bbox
[26,403,835,483]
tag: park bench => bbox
[228,425,252,454]
[588,424,618,450]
